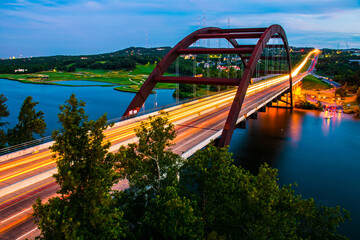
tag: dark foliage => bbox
[0,94,9,148]
[0,47,170,74]
[7,96,46,146]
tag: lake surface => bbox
[229,107,360,239]
[1,78,359,238]
[0,78,176,136]
[53,80,116,86]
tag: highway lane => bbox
[0,50,319,239]
[0,81,288,238]
[0,90,238,188]
[0,47,319,191]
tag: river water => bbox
[229,107,360,239]
[0,79,176,136]
[1,78,359,238]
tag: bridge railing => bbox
[240,81,289,117]
[0,76,297,157]
[0,88,236,156]
[107,88,235,124]
[0,136,53,156]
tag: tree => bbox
[180,145,350,239]
[117,111,181,194]
[140,186,203,240]
[335,87,347,98]
[116,112,199,239]
[33,94,125,240]
[7,96,46,145]
[0,94,9,148]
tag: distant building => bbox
[183,54,195,60]
[217,65,241,71]
[217,65,227,71]
[14,69,28,73]
[349,59,360,64]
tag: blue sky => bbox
[1,0,360,58]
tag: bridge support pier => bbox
[268,92,293,109]
[236,120,247,129]
[259,106,266,112]
[249,112,258,119]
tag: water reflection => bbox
[322,117,330,136]
[322,110,343,136]
[288,109,304,145]
[229,107,293,174]
[229,107,360,239]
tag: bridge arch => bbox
[123,24,292,147]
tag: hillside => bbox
[0,47,171,74]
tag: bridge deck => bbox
[0,50,319,238]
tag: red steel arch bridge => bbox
[0,24,319,238]
[124,24,312,147]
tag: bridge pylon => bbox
[123,24,292,147]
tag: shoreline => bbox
[0,77,175,94]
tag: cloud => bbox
[0,0,359,58]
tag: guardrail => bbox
[0,89,235,156]
[0,78,297,157]
[0,136,53,156]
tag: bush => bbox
[335,87,347,98]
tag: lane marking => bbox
[0,214,33,235]
[0,181,57,209]
[0,168,57,198]
[0,161,55,183]
[16,227,38,240]
[1,207,32,224]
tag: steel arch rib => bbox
[123,24,292,148]
[123,27,221,116]
[217,24,292,147]
[123,27,250,116]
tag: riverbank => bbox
[295,74,360,113]
[0,64,176,93]
[0,78,177,136]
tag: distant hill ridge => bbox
[0,47,172,74]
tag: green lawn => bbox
[302,75,332,90]
[0,64,176,93]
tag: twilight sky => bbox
[1,0,360,58]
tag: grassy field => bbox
[302,75,332,90]
[0,64,176,92]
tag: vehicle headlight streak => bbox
[0,50,318,184]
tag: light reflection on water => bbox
[229,107,360,239]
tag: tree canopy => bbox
[180,145,350,239]
[0,94,9,148]
[33,94,125,240]
[115,113,349,239]
[7,96,46,146]
[33,109,350,239]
